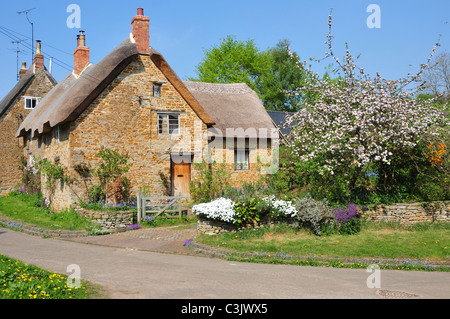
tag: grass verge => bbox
[0,192,93,231]
[0,253,107,299]
[193,221,450,271]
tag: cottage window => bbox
[24,97,40,110]
[158,113,180,135]
[235,149,249,171]
[54,126,60,144]
[153,83,162,97]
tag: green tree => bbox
[258,39,306,111]
[190,36,307,111]
[189,35,270,93]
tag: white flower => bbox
[263,196,298,218]
[193,198,236,224]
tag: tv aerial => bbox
[17,7,36,63]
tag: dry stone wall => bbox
[73,205,134,232]
[362,201,449,225]
[197,201,449,235]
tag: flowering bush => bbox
[262,195,297,218]
[193,198,237,224]
[281,11,448,204]
[332,204,362,235]
[194,195,301,228]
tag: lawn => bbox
[0,192,93,231]
[194,221,450,271]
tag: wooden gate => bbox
[136,193,188,223]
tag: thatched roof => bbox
[183,81,278,139]
[0,66,57,119]
[17,36,214,138]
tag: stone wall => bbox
[197,201,449,235]
[362,201,450,225]
[197,216,298,235]
[73,205,134,232]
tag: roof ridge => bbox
[183,81,254,95]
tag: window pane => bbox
[158,115,167,134]
[168,115,179,134]
[235,149,249,170]
[154,84,162,97]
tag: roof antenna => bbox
[17,8,36,64]
[11,39,26,81]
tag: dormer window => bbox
[24,96,41,110]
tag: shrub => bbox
[332,204,362,235]
[87,185,105,203]
[262,195,297,219]
[189,160,231,204]
[295,194,332,236]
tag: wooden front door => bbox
[172,161,191,196]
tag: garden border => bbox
[189,241,450,270]
[0,215,88,238]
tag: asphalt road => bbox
[0,227,449,300]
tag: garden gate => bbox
[136,193,189,223]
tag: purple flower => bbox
[183,238,195,247]
[334,204,359,226]
[127,224,141,230]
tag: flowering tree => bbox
[283,11,448,196]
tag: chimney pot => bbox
[79,31,86,47]
[34,40,45,70]
[36,40,41,55]
[20,62,27,79]
[137,8,144,16]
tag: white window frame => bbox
[235,149,250,171]
[24,96,41,110]
[157,113,180,136]
[54,126,60,144]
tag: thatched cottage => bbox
[16,8,279,211]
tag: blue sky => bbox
[0,0,449,98]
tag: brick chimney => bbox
[19,62,27,79]
[131,8,150,54]
[34,40,45,70]
[73,31,90,75]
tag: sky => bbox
[0,0,449,98]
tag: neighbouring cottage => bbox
[16,8,279,211]
[0,41,57,195]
